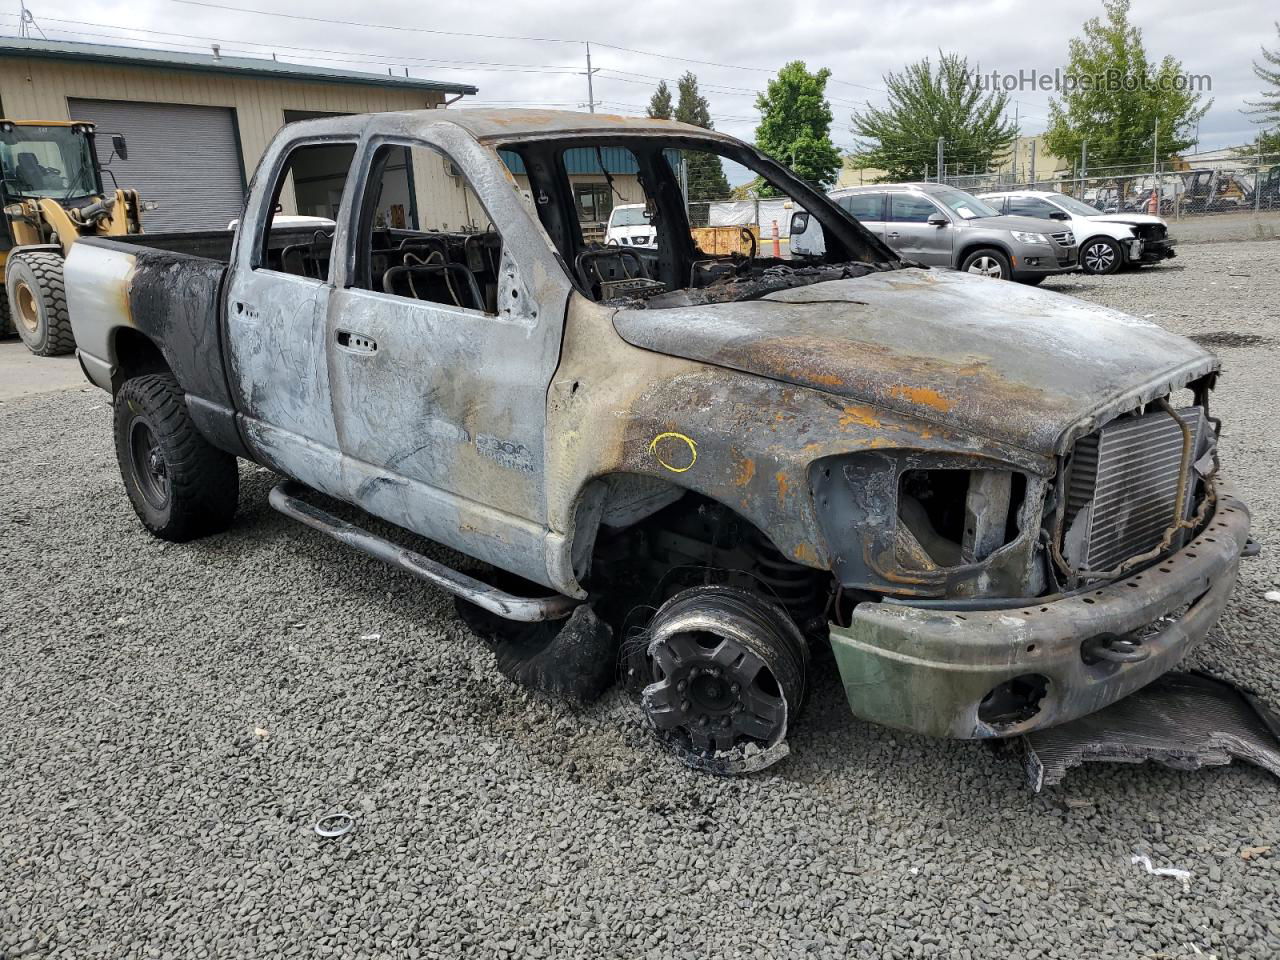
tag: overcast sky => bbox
[13,0,1277,153]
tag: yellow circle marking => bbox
[649,432,698,473]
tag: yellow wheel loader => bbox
[0,120,143,355]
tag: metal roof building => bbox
[0,37,476,230]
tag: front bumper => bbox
[1012,243,1077,278]
[1134,237,1177,263]
[827,489,1251,739]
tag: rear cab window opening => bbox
[256,140,357,280]
[493,134,903,308]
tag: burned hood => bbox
[613,267,1217,457]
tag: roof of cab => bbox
[430,108,733,143]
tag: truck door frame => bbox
[224,118,365,499]
[324,118,574,587]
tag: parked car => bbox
[791,182,1077,283]
[604,202,656,248]
[65,110,1250,773]
[980,190,1177,276]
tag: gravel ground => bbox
[3,243,1279,960]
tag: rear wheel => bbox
[7,251,73,356]
[1080,236,1122,275]
[959,248,1011,280]
[114,373,239,541]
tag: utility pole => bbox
[1080,140,1088,180]
[1012,103,1020,182]
[1256,138,1263,213]
[936,137,944,184]
[17,0,43,38]
[583,42,599,114]
[1029,139,1037,186]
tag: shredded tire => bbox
[455,595,618,704]
[7,251,74,356]
[113,373,239,541]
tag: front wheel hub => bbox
[640,586,808,772]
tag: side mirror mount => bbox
[790,211,810,234]
[111,134,128,161]
[1049,210,1070,220]
[927,212,949,227]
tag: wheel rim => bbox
[641,590,806,763]
[1084,242,1115,272]
[645,630,787,753]
[129,419,170,509]
[967,256,1003,278]
[15,280,39,335]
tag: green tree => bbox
[1044,0,1210,170]
[1244,22,1280,156]
[672,72,731,201]
[647,80,673,120]
[849,52,1018,182]
[753,61,843,191]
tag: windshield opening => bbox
[609,205,649,227]
[931,187,1000,220]
[497,134,899,310]
[1051,194,1106,217]
[0,125,98,201]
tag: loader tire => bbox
[114,373,239,542]
[7,251,74,356]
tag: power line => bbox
[167,0,887,98]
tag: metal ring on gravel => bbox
[313,812,357,838]
[640,586,808,773]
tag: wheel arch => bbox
[955,239,1013,268]
[559,470,803,595]
[110,326,171,395]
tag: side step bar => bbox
[268,481,579,623]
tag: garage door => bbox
[69,99,246,232]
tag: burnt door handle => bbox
[336,330,377,354]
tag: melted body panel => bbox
[614,268,1217,456]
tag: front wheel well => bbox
[572,476,830,634]
[111,328,170,394]
[956,241,1012,265]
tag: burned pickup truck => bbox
[66,110,1252,771]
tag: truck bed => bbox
[101,229,238,263]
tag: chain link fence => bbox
[935,150,1280,220]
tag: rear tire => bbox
[7,251,73,356]
[114,373,239,541]
[959,248,1012,280]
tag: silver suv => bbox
[792,182,1077,284]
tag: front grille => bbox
[1050,230,1075,247]
[1063,406,1204,571]
[1135,224,1167,242]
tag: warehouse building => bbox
[0,37,477,230]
